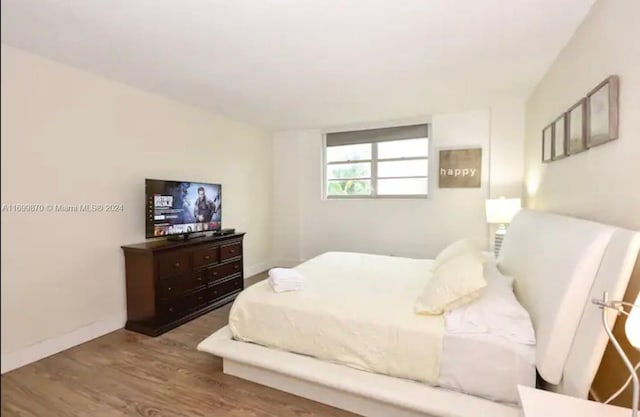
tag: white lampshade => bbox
[626,291,640,350]
[485,197,522,224]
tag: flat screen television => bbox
[146,179,221,238]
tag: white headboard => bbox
[497,209,640,398]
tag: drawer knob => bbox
[197,276,203,282]
[213,290,218,295]
[234,265,239,270]
[167,287,172,292]
[213,272,218,276]
[204,255,211,260]
[198,296,203,301]
[169,307,174,313]
[229,249,235,254]
[174,262,181,268]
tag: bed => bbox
[228,252,535,404]
[198,210,640,417]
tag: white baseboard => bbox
[1,314,125,374]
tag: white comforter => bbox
[229,252,444,385]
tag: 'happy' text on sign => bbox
[438,148,482,188]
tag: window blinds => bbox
[325,124,429,147]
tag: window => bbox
[325,124,429,198]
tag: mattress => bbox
[229,252,535,403]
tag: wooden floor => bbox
[1,273,356,417]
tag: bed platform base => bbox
[198,326,521,417]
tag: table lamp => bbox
[593,290,639,417]
[485,197,521,257]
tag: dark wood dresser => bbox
[121,233,245,336]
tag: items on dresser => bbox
[122,233,245,336]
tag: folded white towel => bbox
[268,275,303,293]
[268,267,304,282]
[268,268,304,293]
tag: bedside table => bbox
[518,385,631,417]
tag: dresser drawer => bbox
[158,288,207,319]
[220,242,241,261]
[209,276,243,302]
[157,298,183,320]
[158,272,206,298]
[193,246,219,268]
[157,276,184,298]
[206,260,242,283]
[157,252,190,278]
[184,288,207,312]
[191,270,207,290]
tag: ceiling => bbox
[1,0,595,129]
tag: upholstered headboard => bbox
[497,210,640,398]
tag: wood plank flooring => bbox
[1,273,356,417]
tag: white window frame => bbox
[323,125,430,200]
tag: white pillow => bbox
[415,252,486,315]
[445,261,535,345]
[434,238,479,268]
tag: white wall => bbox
[523,0,640,403]
[0,44,273,372]
[273,104,524,265]
[524,0,640,230]
[489,102,526,198]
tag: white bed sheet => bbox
[229,252,535,404]
[440,331,535,403]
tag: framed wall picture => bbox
[438,148,482,188]
[567,98,587,155]
[587,75,619,148]
[552,114,567,160]
[541,124,554,163]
